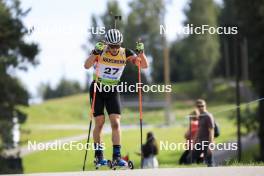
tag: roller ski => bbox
[94,157,112,170]
[110,157,134,170]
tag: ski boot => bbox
[94,157,112,170]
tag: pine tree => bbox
[184,0,220,90]
[234,0,264,161]
[0,0,39,173]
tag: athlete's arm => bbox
[84,42,104,69]
[126,48,149,69]
[136,52,148,69]
[209,127,214,144]
[84,54,97,69]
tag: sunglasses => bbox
[197,105,205,108]
[109,44,121,49]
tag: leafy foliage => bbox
[86,0,164,84]
[182,0,220,88]
[0,0,39,151]
[41,78,83,100]
[232,0,264,160]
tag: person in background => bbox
[179,109,200,164]
[137,132,159,168]
[193,99,215,167]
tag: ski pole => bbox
[137,60,143,169]
[82,58,100,171]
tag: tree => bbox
[85,0,148,86]
[87,0,125,47]
[169,39,194,82]
[0,0,39,173]
[42,78,82,100]
[125,0,165,83]
[217,0,237,78]
[183,0,220,89]
[233,0,264,161]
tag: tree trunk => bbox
[258,91,264,161]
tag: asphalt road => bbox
[8,166,264,176]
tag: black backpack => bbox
[214,122,220,138]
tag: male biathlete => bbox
[84,29,148,167]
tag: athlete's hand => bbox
[134,56,142,66]
[136,42,144,53]
[93,42,104,55]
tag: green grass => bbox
[241,145,260,162]
[20,95,240,127]
[172,81,202,99]
[171,79,253,103]
[21,99,255,173]
[19,80,260,173]
[19,79,255,127]
[226,144,264,166]
[20,94,89,125]
[20,129,86,145]
[19,94,240,155]
[23,123,237,173]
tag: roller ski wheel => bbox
[128,160,134,169]
[107,160,113,169]
[112,159,134,170]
